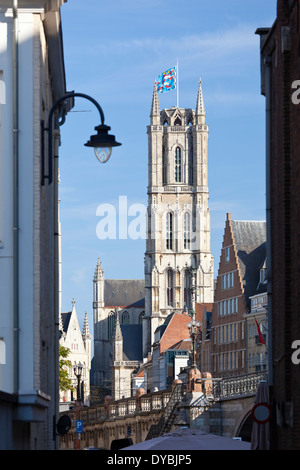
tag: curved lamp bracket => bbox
[42,92,120,185]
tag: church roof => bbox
[104,279,145,308]
[61,311,71,333]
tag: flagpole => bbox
[176,59,179,108]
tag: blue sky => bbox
[58,0,276,338]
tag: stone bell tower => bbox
[143,80,214,355]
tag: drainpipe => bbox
[12,0,19,395]
[264,56,273,390]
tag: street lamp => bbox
[73,362,83,402]
[42,91,121,184]
[187,318,201,370]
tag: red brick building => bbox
[145,305,213,391]
[210,214,266,378]
[256,0,300,450]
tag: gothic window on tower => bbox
[167,269,173,306]
[183,212,191,250]
[108,311,116,339]
[189,142,193,185]
[162,144,166,185]
[175,147,182,183]
[166,212,173,250]
[184,270,190,310]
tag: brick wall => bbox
[258,0,300,449]
[211,214,247,377]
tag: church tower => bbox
[144,80,214,355]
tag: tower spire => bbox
[150,80,160,125]
[196,78,205,124]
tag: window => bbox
[166,212,173,250]
[139,312,145,324]
[108,311,116,339]
[162,145,166,184]
[221,272,234,289]
[189,141,193,185]
[184,270,190,308]
[167,269,173,306]
[122,311,130,324]
[218,297,238,316]
[260,267,267,283]
[183,212,191,249]
[175,147,182,182]
[225,247,230,262]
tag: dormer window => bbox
[260,267,267,283]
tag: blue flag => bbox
[157,66,176,93]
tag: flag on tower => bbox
[157,66,176,93]
[255,319,265,345]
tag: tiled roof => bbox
[61,311,71,333]
[231,220,266,306]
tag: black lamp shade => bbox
[85,124,121,149]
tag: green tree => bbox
[59,345,74,392]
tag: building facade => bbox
[0,0,69,449]
[246,290,268,373]
[59,300,92,407]
[256,0,300,450]
[211,213,266,378]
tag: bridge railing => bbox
[213,371,268,400]
[62,371,267,427]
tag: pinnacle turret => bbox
[94,257,104,281]
[82,311,91,338]
[150,80,160,125]
[195,78,205,124]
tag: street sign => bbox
[76,420,83,433]
[251,402,272,424]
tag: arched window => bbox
[189,141,193,185]
[108,311,116,339]
[167,270,173,306]
[166,212,173,250]
[162,145,166,184]
[184,270,190,309]
[139,312,145,324]
[183,212,191,250]
[122,310,130,324]
[175,147,182,182]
